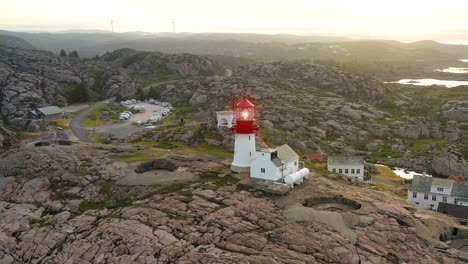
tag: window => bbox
[332,168,336,172]
[260,168,265,173]
[249,152,251,156]
[443,196,447,203]
[249,136,251,140]
[294,161,297,166]
[339,169,342,173]
[351,169,355,174]
[424,194,428,200]
[415,202,419,205]
[345,169,349,174]
[413,192,417,198]
[432,195,436,201]
[437,187,444,192]
[356,169,361,174]
[455,198,459,205]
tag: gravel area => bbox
[98,103,165,139]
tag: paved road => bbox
[70,99,113,143]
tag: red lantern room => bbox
[231,96,259,134]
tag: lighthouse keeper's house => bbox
[250,144,300,181]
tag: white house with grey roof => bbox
[250,144,300,181]
[327,156,364,181]
[408,175,468,211]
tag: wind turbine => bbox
[170,21,176,33]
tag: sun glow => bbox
[1,0,468,38]
[307,0,467,17]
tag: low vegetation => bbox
[120,141,231,163]
[78,181,134,212]
[81,104,128,128]
[373,165,403,183]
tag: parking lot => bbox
[98,103,166,139]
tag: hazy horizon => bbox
[2,0,468,42]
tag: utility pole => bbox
[110,20,114,32]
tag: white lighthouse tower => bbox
[231,96,259,173]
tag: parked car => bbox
[136,121,142,126]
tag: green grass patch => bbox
[88,132,103,143]
[153,182,191,195]
[52,191,80,201]
[375,182,396,190]
[154,141,182,149]
[304,161,330,175]
[175,195,195,203]
[176,143,231,158]
[81,103,128,128]
[199,170,239,188]
[30,219,52,227]
[78,181,134,212]
[78,197,133,212]
[118,147,168,162]
[124,139,230,162]
[406,138,447,154]
[160,105,196,125]
[48,119,70,130]
[395,189,408,199]
[72,170,88,177]
[374,165,402,182]
[132,140,185,149]
[370,145,404,162]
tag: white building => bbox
[250,144,299,181]
[327,156,364,181]
[216,111,234,128]
[408,175,468,211]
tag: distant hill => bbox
[0,34,34,49]
[2,30,468,63]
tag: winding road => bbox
[70,99,113,143]
[70,80,181,143]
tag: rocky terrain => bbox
[128,61,468,177]
[0,143,467,263]
[2,40,468,176]
[0,45,223,132]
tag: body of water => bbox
[392,168,431,179]
[388,79,468,88]
[434,67,468,74]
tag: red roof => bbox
[236,96,255,108]
[303,153,321,161]
[448,176,465,182]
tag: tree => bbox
[135,87,145,100]
[65,84,91,103]
[147,87,161,99]
[115,93,123,102]
[59,49,67,57]
[69,50,80,58]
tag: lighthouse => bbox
[231,96,259,173]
